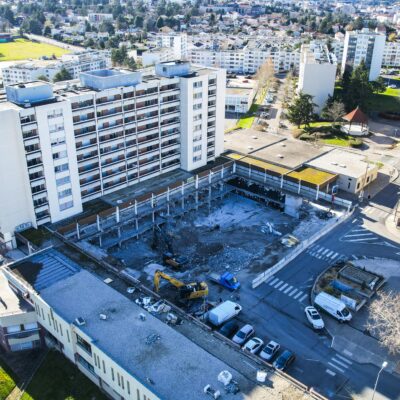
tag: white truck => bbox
[208,300,242,327]
[314,292,352,322]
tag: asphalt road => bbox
[235,186,400,399]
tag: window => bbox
[56,176,71,186]
[102,360,106,374]
[193,92,202,99]
[51,136,65,146]
[52,150,68,160]
[193,81,202,88]
[193,155,201,162]
[60,200,74,211]
[193,144,202,152]
[193,124,202,132]
[76,334,92,355]
[54,163,69,173]
[127,381,130,395]
[58,188,72,199]
[193,114,202,121]
[193,103,202,111]
[67,330,70,343]
[111,368,115,381]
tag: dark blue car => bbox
[273,350,295,371]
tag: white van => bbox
[314,292,352,323]
[208,300,242,326]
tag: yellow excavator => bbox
[154,270,208,300]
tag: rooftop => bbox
[224,129,283,154]
[0,271,33,316]
[306,149,377,178]
[31,250,266,400]
[250,139,328,169]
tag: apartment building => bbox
[2,50,111,86]
[382,41,400,67]
[142,48,176,67]
[87,13,113,24]
[0,61,225,248]
[341,28,385,80]
[189,47,300,74]
[154,32,188,59]
[225,76,256,114]
[298,43,337,113]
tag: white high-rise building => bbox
[341,28,385,81]
[155,32,188,59]
[0,61,225,248]
[298,43,337,113]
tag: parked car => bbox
[260,340,280,361]
[208,300,242,327]
[242,337,264,354]
[232,324,254,345]
[273,350,295,371]
[314,292,352,322]
[218,320,240,338]
[305,306,325,330]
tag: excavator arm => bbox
[154,270,184,292]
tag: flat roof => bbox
[287,167,337,187]
[224,129,283,154]
[39,263,266,400]
[251,140,329,169]
[306,149,377,178]
[0,271,33,316]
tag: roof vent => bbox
[281,144,286,147]
[252,136,258,139]
[331,162,338,165]
[99,313,107,320]
[277,154,284,158]
[75,317,86,326]
[247,146,254,150]
[339,164,346,168]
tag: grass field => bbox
[236,103,259,129]
[0,38,69,61]
[0,359,17,400]
[21,351,106,400]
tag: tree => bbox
[255,57,275,93]
[366,291,400,355]
[209,13,216,26]
[156,16,164,29]
[134,15,144,28]
[99,20,115,35]
[322,99,345,126]
[53,67,72,82]
[37,75,49,82]
[43,25,51,36]
[287,92,316,128]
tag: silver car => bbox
[260,340,280,361]
[232,324,254,345]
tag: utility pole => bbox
[371,361,387,400]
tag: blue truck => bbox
[208,272,240,291]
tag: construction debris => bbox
[145,333,161,345]
[204,385,221,399]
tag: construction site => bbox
[55,159,350,312]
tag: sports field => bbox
[0,38,69,61]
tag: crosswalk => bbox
[325,354,353,376]
[264,276,309,303]
[307,244,367,262]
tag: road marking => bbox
[352,255,358,260]
[327,362,345,373]
[269,278,279,286]
[335,354,352,365]
[343,350,353,357]
[351,229,367,232]
[326,369,336,376]
[321,249,330,255]
[325,250,334,258]
[279,283,288,291]
[289,288,298,297]
[274,280,284,289]
[331,252,339,259]
[284,285,293,294]
[345,233,374,237]
[264,276,275,284]
[346,237,378,242]
[299,293,308,302]
[316,247,324,253]
[331,357,351,369]
[294,291,303,300]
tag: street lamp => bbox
[371,361,388,400]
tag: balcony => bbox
[72,100,94,110]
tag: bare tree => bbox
[255,57,274,93]
[322,101,345,127]
[366,291,400,355]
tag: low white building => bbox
[141,48,176,67]
[225,76,256,114]
[298,43,337,113]
[307,149,378,194]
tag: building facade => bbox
[298,43,337,113]
[0,62,225,248]
[2,51,111,86]
[341,28,385,81]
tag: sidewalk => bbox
[385,213,400,240]
[327,321,400,375]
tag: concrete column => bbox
[298,180,301,194]
[195,175,199,189]
[326,183,330,194]
[221,167,224,179]
[248,166,251,178]
[232,162,236,174]
[99,235,102,248]
[315,185,320,201]
[117,227,121,238]
[151,193,155,208]
[134,200,138,215]
[280,175,284,189]
[27,242,33,255]
[76,223,80,240]
[167,187,170,202]
[96,215,101,232]
[181,182,185,210]
[208,171,212,184]
[116,206,120,223]
[264,170,267,183]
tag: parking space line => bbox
[325,369,336,376]
[264,276,275,284]
[331,252,339,259]
[352,255,358,260]
[327,362,345,373]
[274,280,284,289]
[269,278,279,286]
[279,283,288,291]
[316,247,324,253]
[325,250,334,258]
[288,288,298,297]
[299,293,308,302]
[321,249,330,255]
[284,285,293,294]
[347,237,378,242]
[293,291,303,300]
[345,233,373,237]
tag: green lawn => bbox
[236,103,259,129]
[0,38,69,61]
[322,134,353,147]
[300,121,333,129]
[21,351,107,400]
[367,87,400,113]
[0,358,17,400]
